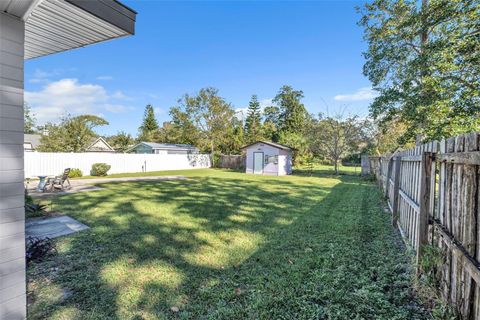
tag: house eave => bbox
[1,0,137,60]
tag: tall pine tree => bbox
[138,104,159,141]
[273,85,308,134]
[244,94,262,142]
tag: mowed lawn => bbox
[27,168,428,319]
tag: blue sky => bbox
[24,0,375,136]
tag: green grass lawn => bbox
[28,168,428,319]
[74,164,361,180]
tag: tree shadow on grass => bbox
[27,173,428,319]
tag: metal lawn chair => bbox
[43,168,71,192]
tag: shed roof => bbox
[241,141,295,151]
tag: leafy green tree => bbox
[39,115,108,152]
[169,108,200,145]
[244,95,263,142]
[107,131,134,153]
[370,118,414,155]
[359,0,480,143]
[154,122,177,143]
[309,114,369,174]
[278,131,309,166]
[262,105,281,142]
[24,103,37,134]
[225,118,246,154]
[138,104,159,141]
[273,85,308,134]
[170,87,235,163]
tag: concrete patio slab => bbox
[26,216,89,239]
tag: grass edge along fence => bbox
[364,132,480,319]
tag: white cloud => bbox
[97,75,113,81]
[29,69,59,84]
[334,87,378,102]
[25,78,132,124]
[111,91,131,100]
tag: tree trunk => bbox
[334,158,338,174]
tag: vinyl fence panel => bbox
[24,152,211,177]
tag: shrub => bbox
[90,163,111,176]
[25,188,33,205]
[26,237,56,264]
[25,203,47,215]
[68,168,83,178]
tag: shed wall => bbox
[245,143,289,175]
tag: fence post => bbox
[378,157,383,187]
[391,156,402,227]
[361,155,370,176]
[385,157,393,198]
[416,151,434,268]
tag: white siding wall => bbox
[279,149,292,175]
[245,143,279,175]
[24,152,211,178]
[278,155,286,176]
[0,13,26,319]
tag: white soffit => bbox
[1,0,136,60]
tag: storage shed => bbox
[241,141,293,176]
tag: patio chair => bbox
[43,168,71,192]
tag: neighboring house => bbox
[24,135,115,152]
[241,141,293,176]
[86,137,115,153]
[128,142,199,154]
[24,134,42,151]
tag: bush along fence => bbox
[364,132,480,319]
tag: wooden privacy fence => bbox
[367,132,480,318]
[218,155,246,169]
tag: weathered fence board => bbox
[367,132,480,319]
[218,155,245,169]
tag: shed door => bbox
[253,152,264,174]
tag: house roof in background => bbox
[24,134,42,149]
[128,142,199,152]
[241,141,295,151]
[86,137,115,152]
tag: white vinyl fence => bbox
[24,152,211,178]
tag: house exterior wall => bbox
[0,12,26,319]
[245,143,280,175]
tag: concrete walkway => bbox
[26,216,89,239]
[29,175,186,198]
